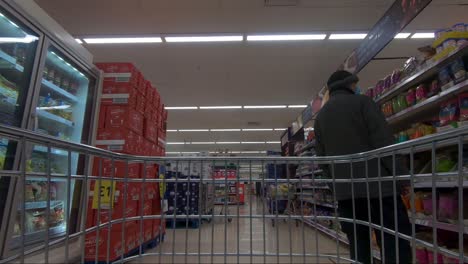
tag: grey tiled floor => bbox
[134,196,350,263]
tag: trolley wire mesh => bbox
[0,124,466,263]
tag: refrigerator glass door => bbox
[12,44,96,245]
[0,6,41,252]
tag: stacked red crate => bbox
[86,62,167,261]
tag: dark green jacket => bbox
[314,88,404,200]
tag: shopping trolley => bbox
[0,124,467,264]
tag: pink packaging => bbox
[406,89,416,106]
[427,251,444,264]
[416,84,428,103]
[416,248,429,264]
[438,193,458,221]
[375,80,385,96]
[384,75,392,91]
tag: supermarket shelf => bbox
[413,172,468,188]
[41,79,78,102]
[411,217,468,234]
[387,79,468,126]
[20,200,64,210]
[36,109,74,127]
[376,45,468,104]
[299,198,336,209]
[297,184,329,190]
[33,145,68,156]
[0,50,24,72]
[295,170,323,178]
[303,219,381,260]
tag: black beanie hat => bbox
[327,70,359,93]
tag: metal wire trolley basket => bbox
[0,124,467,264]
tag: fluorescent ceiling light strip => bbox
[210,129,241,132]
[394,33,411,39]
[0,35,38,43]
[199,106,242,109]
[178,129,209,132]
[274,128,287,131]
[165,106,198,110]
[167,130,178,132]
[180,152,200,154]
[216,142,241,144]
[329,33,367,40]
[166,142,186,145]
[229,151,242,154]
[75,38,83,44]
[165,35,243,42]
[247,34,326,41]
[243,105,287,109]
[241,142,266,144]
[241,151,266,154]
[166,152,181,154]
[84,37,162,44]
[242,128,273,131]
[266,141,281,144]
[411,32,435,39]
[191,142,216,145]
[288,105,307,108]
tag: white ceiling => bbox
[34,0,468,154]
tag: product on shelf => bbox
[459,92,468,121]
[451,58,467,83]
[416,84,428,103]
[439,99,460,128]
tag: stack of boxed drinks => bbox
[85,62,167,262]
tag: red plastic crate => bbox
[100,88,138,109]
[136,93,146,115]
[95,62,140,87]
[106,106,144,135]
[92,157,141,179]
[98,105,107,129]
[96,128,138,154]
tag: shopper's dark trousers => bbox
[338,196,412,264]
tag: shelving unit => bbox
[0,49,24,72]
[36,109,74,127]
[41,79,78,102]
[376,45,468,105]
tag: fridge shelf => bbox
[36,109,74,127]
[41,79,78,102]
[33,145,68,156]
[20,200,64,210]
[0,50,24,72]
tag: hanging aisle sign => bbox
[294,0,433,129]
[341,0,432,73]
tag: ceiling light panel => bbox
[210,129,242,132]
[178,129,209,132]
[216,142,241,144]
[274,128,287,131]
[394,33,411,39]
[191,142,216,145]
[411,32,435,39]
[84,37,162,44]
[75,38,83,44]
[247,34,326,41]
[266,141,281,144]
[165,35,243,42]
[241,142,266,144]
[243,105,287,109]
[329,33,367,40]
[242,128,273,131]
[288,105,307,108]
[167,130,178,132]
[199,106,242,109]
[165,106,198,110]
[166,142,187,145]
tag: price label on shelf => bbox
[92,180,116,209]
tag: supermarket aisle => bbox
[138,196,349,263]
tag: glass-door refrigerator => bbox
[0,4,42,257]
[5,41,97,249]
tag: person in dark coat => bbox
[314,70,412,264]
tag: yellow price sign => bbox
[92,180,116,209]
[159,173,166,198]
